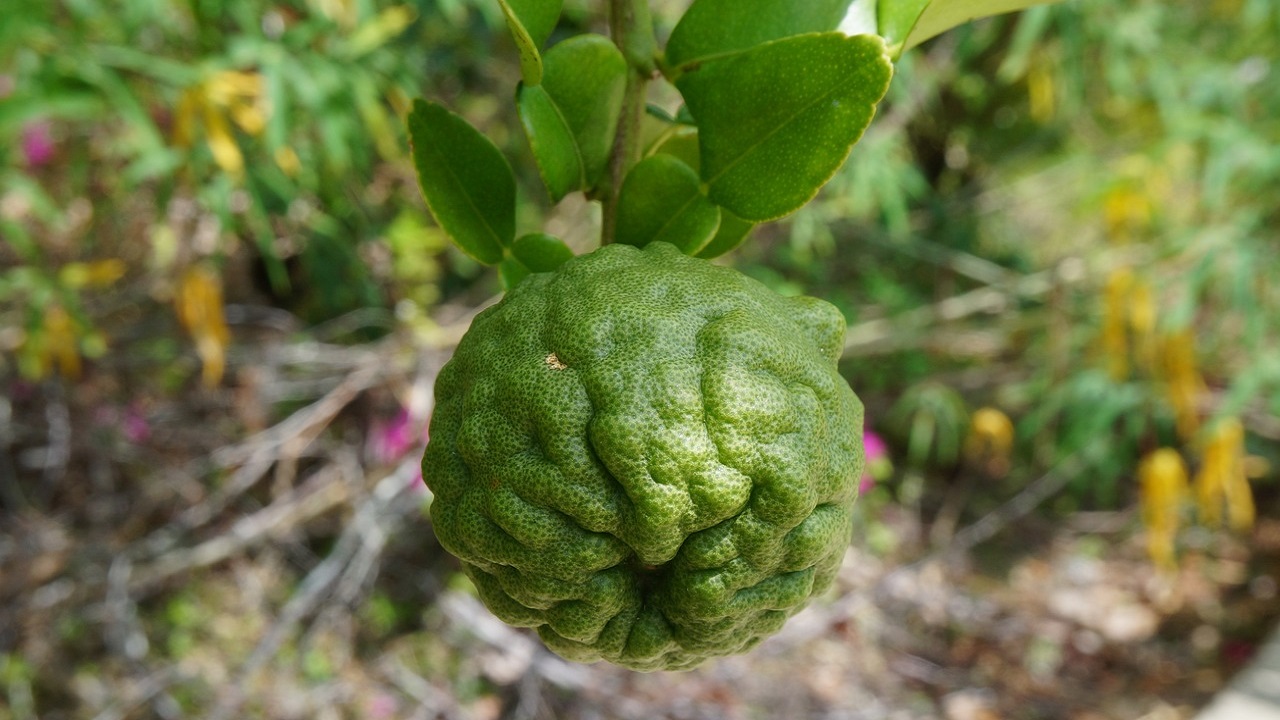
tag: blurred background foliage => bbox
[2,0,1279,717]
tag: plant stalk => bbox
[600,0,654,245]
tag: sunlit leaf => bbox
[616,154,720,255]
[504,0,562,48]
[677,32,892,222]
[347,5,418,57]
[694,208,754,259]
[665,0,853,70]
[880,0,1062,55]
[497,0,564,85]
[407,100,515,265]
[876,0,931,50]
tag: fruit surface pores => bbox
[423,242,864,670]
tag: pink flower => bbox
[21,121,55,168]
[368,408,414,464]
[864,431,887,461]
[368,407,430,470]
[92,403,152,444]
[123,404,151,444]
[860,430,893,494]
[365,692,399,720]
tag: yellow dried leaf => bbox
[1102,269,1133,380]
[176,266,231,387]
[966,407,1013,457]
[965,407,1015,476]
[274,146,302,176]
[1139,448,1188,570]
[1195,418,1254,531]
[206,71,264,104]
[42,305,82,380]
[202,102,244,176]
[1159,330,1206,441]
[1027,60,1056,124]
[174,89,202,148]
[1103,187,1151,243]
[59,259,128,290]
[228,99,267,136]
[1128,278,1156,372]
[312,0,357,27]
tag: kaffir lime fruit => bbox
[423,242,864,671]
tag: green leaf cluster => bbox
[410,0,887,272]
[406,0,1065,275]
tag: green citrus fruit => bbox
[423,242,864,671]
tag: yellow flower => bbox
[1027,57,1056,124]
[1139,448,1189,570]
[1127,279,1156,373]
[1102,186,1152,244]
[175,265,231,387]
[966,407,1014,475]
[42,305,83,380]
[1159,330,1207,441]
[1194,417,1254,532]
[58,259,126,289]
[1101,268,1133,380]
[1099,269,1161,381]
[173,70,269,177]
[274,146,302,177]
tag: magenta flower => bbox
[860,430,893,494]
[864,431,887,462]
[365,692,399,720]
[21,121,55,168]
[123,404,151,444]
[91,403,151,445]
[369,408,433,494]
[368,407,430,467]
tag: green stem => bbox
[600,0,654,245]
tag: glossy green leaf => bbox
[542,35,627,189]
[517,35,626,201]
[881,0,1060,54]
[650,126,701,172]
[677,32,892,222]
[496,0,563,85]
[695,209,755,259]
[499,257,532,289]
[511,233,575,272]
[517,84,582,201]
[876,0,931,50]
[665,0,853,70]
[407,99,515,265]
[615,155,721,255]
[504,0,562,48]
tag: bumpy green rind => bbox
[423,242,864,671]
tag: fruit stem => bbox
[601,0,654,246]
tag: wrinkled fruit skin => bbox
[423,242,864,671]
